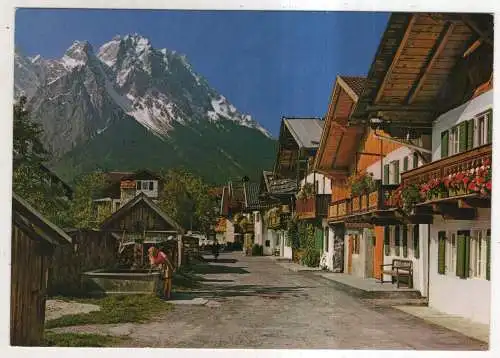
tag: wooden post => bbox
[177,234,183,267]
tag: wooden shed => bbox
[11,193,72,346]
[100,193,185,267]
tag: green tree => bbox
[13,96,48,169]
[68,172,110,229]
[158,169,218,232]
[12,97,71,227]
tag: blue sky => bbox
[15,9,389,137]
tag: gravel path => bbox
[48,252,487,350]
[45,300,101,321]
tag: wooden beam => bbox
[407,22,455,105]
[462,16,493,47]
[432,203,477,220]
[374,15,418,104]
[463,197,491,209]
[366,104,434,112]
[463,39,482,58]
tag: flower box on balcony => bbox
[448,186,468,197]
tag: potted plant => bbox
[348,172,376,196]
[467,159,492,196]
[445,172,470,196]
[401,184,421,214]
[420,178,447,201]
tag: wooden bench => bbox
[379,259,413,288]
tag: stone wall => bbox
[47,229,118,296]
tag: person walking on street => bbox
[148,246,175,299]
[212,239,220,261]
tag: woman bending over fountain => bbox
[148,246,175,299]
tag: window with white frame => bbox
[449,125,461,156]
[446,232,457,275]
[470,230,488,279]
[389,161,400,184]
[475,111,491,147]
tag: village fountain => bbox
[81,193,186,296]
[81,233,179,296]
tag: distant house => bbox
[94,169,162,218]
[11,193,72,346]
[264,117,324,259]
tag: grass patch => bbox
[44,332,125,347]
[45,294,172,329]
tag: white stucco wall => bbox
[432,90,493,161]
[428,208,491,324]
[264,229,279,256]
[382,224,429,296]
[299,172,332,194]
[366,146,425,183]
[320,226,335,270]
[253,211,263,246]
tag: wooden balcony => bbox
[401,144,491,220]
[296,194,331,219]
[402,144,492,186]
[328,184,400,224]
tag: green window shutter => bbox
[383,164,390,185]
[464,233,471,278]
[384,227,390,256]
[315,227,323,251]
[413,224,420,259]
[438,231,446,275]
[459,122,468,153]
[466,119,474,150]
[402,225,408,258]
[486,229,491,281]
[395,225,401,256]
[456,234,466,278]
[403,156,409,172]
[487,109,493,144]
[413,152,419,169]
[394,161,400,184]
[441,130,449,158]
[456,230,471,279]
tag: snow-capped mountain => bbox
[14,34,275,183]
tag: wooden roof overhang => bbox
[332,208,434,226]
[350,12,493,137]
[314,76,366,177]
[415,193,487,220]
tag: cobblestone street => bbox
[51,252,487,350]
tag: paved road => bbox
[54,252,487,349]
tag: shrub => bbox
[251,244,263,256]
[301,248,321,267]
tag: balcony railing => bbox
[296,194,331,219]
[328,184,399,222]
[401,144,492,187]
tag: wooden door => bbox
[373,226,384,279]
